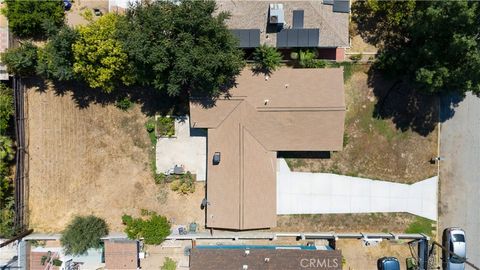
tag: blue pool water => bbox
[195,245,319,250]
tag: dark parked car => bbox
[93,8,103,16]
[442,227,466,270]
[377,257,400,270]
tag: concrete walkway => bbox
[156,116,207,180]
[277,159,438,220]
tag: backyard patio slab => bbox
[277,159,437,220]
[156,116,207,181]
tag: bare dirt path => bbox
[27,86,204,233]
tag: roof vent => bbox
[269,4,285,25]
[243,265,249,270]
[264,257,270,263]
[213,152,221,165]
[244,250,250,256]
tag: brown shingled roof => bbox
[104,240,139,270]
[190,67,345,230]
[190,248,343,270]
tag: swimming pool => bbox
[195,245,319,250]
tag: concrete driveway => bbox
[277,159,438,220]
[439,92,480,265]
[156,116,206,181]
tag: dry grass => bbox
[285,65,438,183]
[274,213,423,234]
[27,85,204,233]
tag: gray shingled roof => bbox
[216,0,349,48]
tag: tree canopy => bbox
[354,0,480,94]
[1,42,38,76]
[2,0,65,38]
[73,13,133,92]
[0,84,14,238]
[61,215,109,255]
[0,84,13,134]
[37,26,79,81]
[118,0,244,97]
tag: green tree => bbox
[73,13,133,92]
[1,42,38,76]
[0,135,14,202]
[0,197,15,238]
[352,0,416,47]
[355,0,480,94]
[61,215,109,255]
[118,0,244,97]
[2,0,65,38]
[0,84,13,134]
[252,44,282,74]
[122,212,171,245]
[37,26,79,81]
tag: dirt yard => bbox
[338,239,413,270]
[285,65,438,183]
[26,85,204,233]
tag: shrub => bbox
[349,53,362,62]
[1,42,38,76]
[145,120,155,133]
[298,50,317,68]
[252,44,282,73]
[169,172,195,194]
[115,97,133,111]
[154,173,166,185]
[52,259,63,267]
[161,257,177,270]
[0,197,15,238]
[156,116,175,137]
[0,84,13,134]
[61,215,109,255]
[122,212,171,245]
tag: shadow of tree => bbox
[23,78,190,117]
[368,68,461,136]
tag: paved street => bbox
[440,92,480,266]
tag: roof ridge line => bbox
[213,100,245,129]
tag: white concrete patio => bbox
[277,159,438,220]
[156,116,207,181]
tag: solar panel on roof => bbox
[323,0,334,5]
[276,29,319,48]
[277,30,287,47]
[231,29,261,48]
[307,29,319,47]
[333,0,350,13]
[292,10,304,29]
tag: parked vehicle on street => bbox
[442,227,466,270]
[377,257,400,270]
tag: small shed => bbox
[104,240,139,270]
